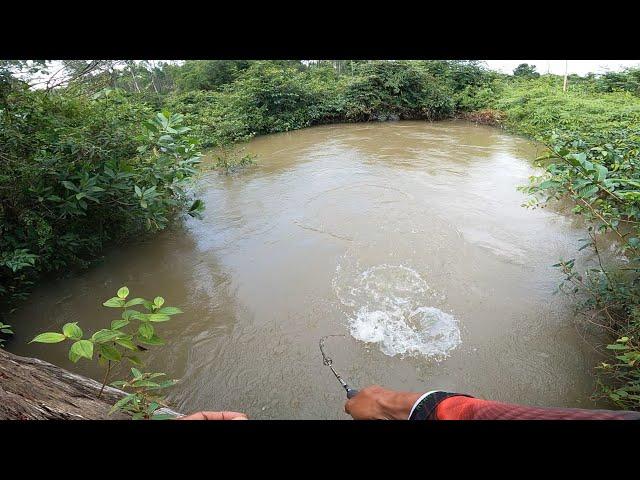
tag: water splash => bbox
[333,263,461,359]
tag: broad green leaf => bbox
[153,296,165,307]
[61,180,77,191]
[594,163,608,182]
[69,349,81,363]
[138,334,165,346]
[115,337,137,350]
[30,332,66,344]
[109,394,135,414]
[566,152,586,167]
[111,318,130,330]
[99,344,122,362]
[577,184,599,198]
[103,297,126,308]
[91,329,124,344]
[131,367,143,379]
[70,340,94,360]
[124,298,146,307]
[62,322,83,340]
[117,287,129,299]
[125,355,143,366]
[147,313,171,322]
[157,379,176,389]
[138,322,154,339]
[158,307,182,315]
[131,380,160,388]
[131,311,148,321]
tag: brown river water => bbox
[7,120,608,419]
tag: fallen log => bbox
[0,348,181,420]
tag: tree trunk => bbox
[0,348,181,420]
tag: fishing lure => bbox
[319,335,359,398]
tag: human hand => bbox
[344,385,421,420]
[178,411,249,420]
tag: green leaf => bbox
[117,287,129,299]
[111,318,130,330]
[577,184,599,198]
[124,298,146,307]
[606,344,629,350]
[138,334,165,346]
[70,340,94,360]
[130,311,148,321]
[131,367,143,379]
[115,337,137,350]
[132,379,160,388]
[109,394,135,414]
[594,163,608,182]
[30,332,66,344]
[138,322,154,339]
[158,307,182,315]
[91,329,124,344]
[147,313,171,322]
[69,349,81,363]
[99,344,122,362]
[134,185,142,197]
[125,355,143,366]
[153,296,165,307]
[61,180,77,191]
[62,322,83,340]
[566,152,586,167]
[103,297,126,308]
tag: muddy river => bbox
[7,120,607,419]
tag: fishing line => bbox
[319,335,359,398]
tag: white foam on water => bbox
[333,263,461,359]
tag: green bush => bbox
[522,128,640,409]
[493,76,640,138]
[339,61,454,121]
[0,86,202,309]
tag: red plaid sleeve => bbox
[434,396,640,420]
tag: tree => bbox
[513,63,540,79]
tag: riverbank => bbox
[0,347,181,419]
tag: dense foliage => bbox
[0,80,202,310]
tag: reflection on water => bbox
[7,120,607,419]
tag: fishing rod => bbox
[319,335,359,399]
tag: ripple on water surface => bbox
[333,263,461,359]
